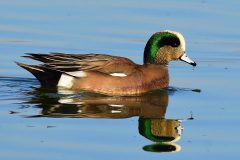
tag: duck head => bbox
[144,30,196,66]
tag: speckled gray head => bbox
[144,30,197,66]
[163,30,197,67]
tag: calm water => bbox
[1,0,240,159]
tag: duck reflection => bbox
[139,118,182,152]
[24,87,183,153]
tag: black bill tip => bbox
[190,62,197,67]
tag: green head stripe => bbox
[144,32,180,64]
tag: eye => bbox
[172,42,178,47]
[170,39,180,47]
[160,36,180,48]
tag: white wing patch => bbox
[110,73,127,77]
[58,71,126,88]
[57,74,74,88]
[57,71,87,88]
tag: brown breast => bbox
[71,64,169,96]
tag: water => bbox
[0,0,240,159]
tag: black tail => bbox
[15,62,62,86]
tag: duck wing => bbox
[23,52,134,72]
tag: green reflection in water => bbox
[139,118,182,153]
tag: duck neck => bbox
[144,47,169,65]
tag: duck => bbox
[16,30,196,96]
